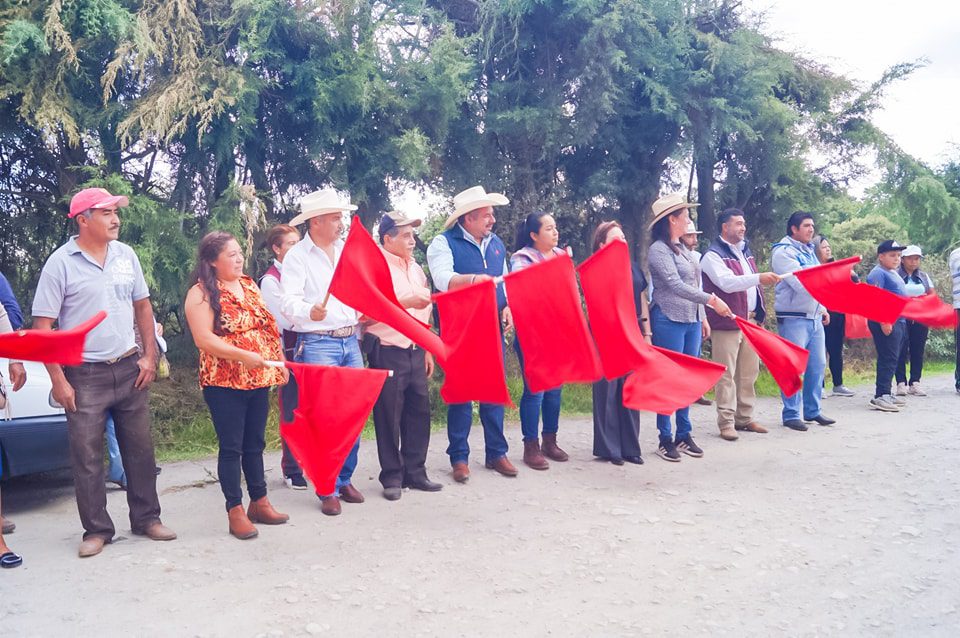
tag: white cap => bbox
[902,245,923,258]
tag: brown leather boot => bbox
[228,505,258,539]
[247,496,289,525]
[541,433,569,462]
[452,462,470,483]
[522,440,549,470]
[485,456,519,477]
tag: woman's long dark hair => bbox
[650,212,682,255]
[189,231,237,335]
[514,211,549,252]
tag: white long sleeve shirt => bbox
[280,235,359,332]
[259,259,293,332]
[700,238,759,312]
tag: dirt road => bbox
[3,375,959,637]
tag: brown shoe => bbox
[339,484,365,504]
[523,440,549,470]
[452,462,470,483]
[719,428,739,441]
[247,496,289,525]
[735,421,768,434]
[541,433,569,462]
[228,505,258,539]
[485,456,519,477]
[320,496,342,516]
[78,536,106,558]
[1,516,15,534]
[136,522,177,541]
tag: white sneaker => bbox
[886,393,907,407]
[895,383,908,396]
[870,396,900,412]
[907,383,926,396]
[832,385,855,397]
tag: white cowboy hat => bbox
[684,219,702,235]
[442,186,509,230]
[288,188,357,226]
[648,192,699,229]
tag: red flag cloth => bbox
[901,294,958,329]
[0,311,106,365]
[844,314,871,339]
[790,256,907,323]
[434,279,513,406]
[735,316,809,397]
[578,240,725,414]
[328,222,447,359]
[279,362,388,496]
[504,254,602,392]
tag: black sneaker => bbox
[656,439,681,462]
[676,436,704,458]
[284,474,308,490]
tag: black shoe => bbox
[402,477,443,492]
[284,474,308,490]
[383,487,402,501]
[806,414,836,426]
[155,466,162,476]
[783,419,808,431]
[623,455,644,465]
[598,456,625,465]
[656,439,681,462]
[676,436,703,458]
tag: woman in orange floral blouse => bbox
[184,231,290,540]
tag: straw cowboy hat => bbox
[289,188,357,226]
[648,193,699,229]
[442,186,510,230]
[683,219,702,235]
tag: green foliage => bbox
[828,214,905,272]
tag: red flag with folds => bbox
[790,256,907,323]
[735,316,809,397]
[578,240,725,415]
[0,311,106,365]
[504,254,602,392]
[844,314,871,339]
[279,362,388,496]
[328,222,447,359]
[901,294,958,329]
[434,280,513,406]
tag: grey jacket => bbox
[648,240,712,323]
[771,235,824,320]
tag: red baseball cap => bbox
[68,188,129,219]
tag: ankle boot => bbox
[541,433,569,462]
[228,505,258,539]
[247,496,289,525]
[522,439,549,470]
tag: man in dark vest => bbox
[700,208,781,441]
[426,186,516,483]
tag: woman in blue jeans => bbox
[647,194,732,462]
[510,212,568,470]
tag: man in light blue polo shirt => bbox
[32,187,176,558]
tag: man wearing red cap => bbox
[32,188,176,558]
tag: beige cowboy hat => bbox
[442,186,510,230]
[289,188,357,226]
[683,219,702,235]
[648,193,699,229]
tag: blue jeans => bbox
[446,341,509,465]
[651,305,702,441]
[295,333,363,497]
[776,317,826,421]
[104,414,126,487]
[514,339,561,442]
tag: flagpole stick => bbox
[264,360,394,377]
[320,291,331,308]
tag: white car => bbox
[0,358,69,479]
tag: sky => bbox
[744,0,960,166]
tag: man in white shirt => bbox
[700,208,780,441]
[281,189,364,516]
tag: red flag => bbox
[844,314,871,339]
[901,294,958,329]
[578,240,725,414]
[0,311,106,365]
[790,257,907,323]
[279,362,388,496]
[504,254,602,392]
[328,222,447,359]
[434,280,513,406]
[735,316,809,397]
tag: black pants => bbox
[366,339,431,489]
[895,319,929,385]
[823,311,846,386]
[278,330,303,479]
[955,310,960,390]
[869,321,905,399]
[202,386,270,510]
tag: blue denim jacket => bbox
[771,235,823,320]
